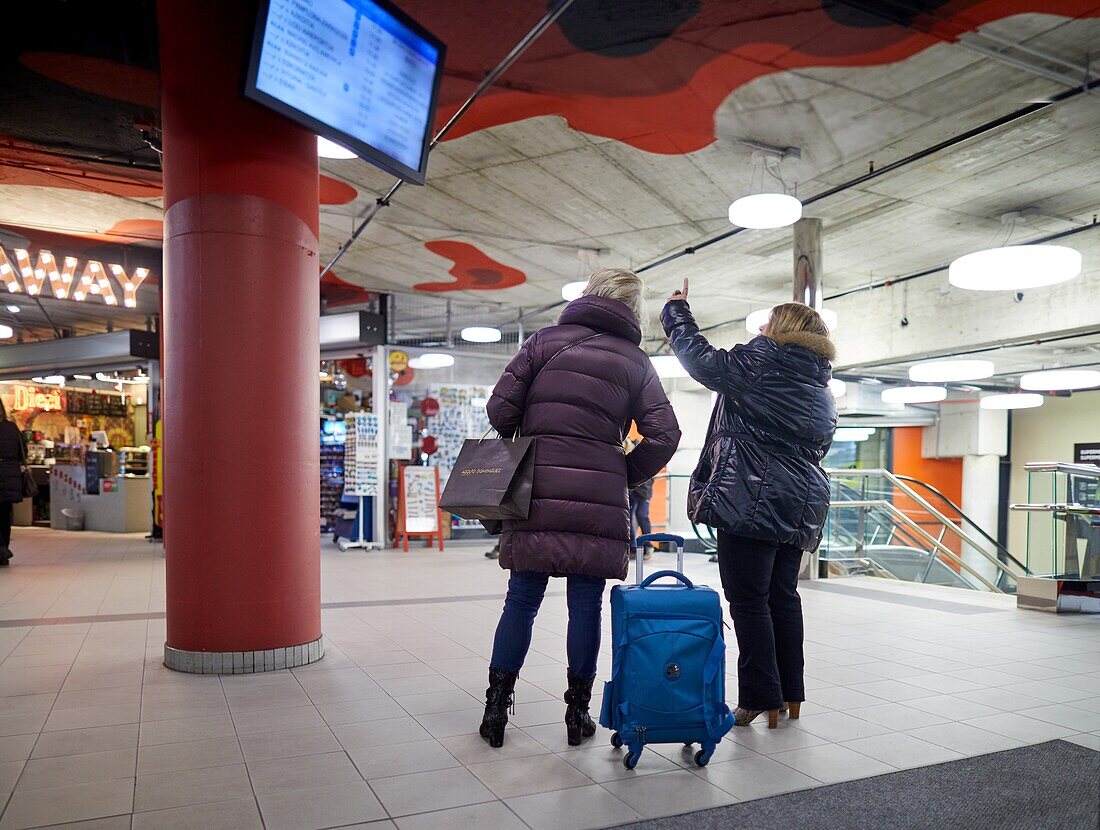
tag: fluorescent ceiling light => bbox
[746,306,837,335]
[908,359,995,383]
[828,378,847,398]
[561,281,587,302]
[1020,369,1100,391]
[949,245,1082,290]
[980,393,1044,410]
[881,385,948,404]
[728,193,803,229]
[409,352,455,369]
[32,375,65,386]
[317,136,357,159]
[651,354,689,378]
[834,427,874,442]
[73,374,92,380]
[461,326,502,343]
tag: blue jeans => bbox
[490,571,605,677]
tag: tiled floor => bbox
[0,529,1098,829]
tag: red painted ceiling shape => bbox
[410,0,1100,154]
[321,270,377,307]
[20,53,160,109]
[417,241,526,293]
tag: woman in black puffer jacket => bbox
[662,280,836,729]
[0,400,27,566]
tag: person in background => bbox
[0,400,27,566]
[485,542,500,560]
[479,268,680,748]
[662,279,836,729]
[625,439,654,562]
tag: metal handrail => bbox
[1024,461,1100,478]
[827,468,1030,577]
[830,500,1003,592]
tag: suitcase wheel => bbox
[610,732,623,748]
[622,750,639,770]
[694,747,713,767]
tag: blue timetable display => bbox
[245,0,445,184]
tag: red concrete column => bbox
[159,0,322,671]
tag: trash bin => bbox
[61,508,85,531]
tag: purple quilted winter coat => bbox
[486,295,681,580]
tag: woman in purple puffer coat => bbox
[479,268,681,749]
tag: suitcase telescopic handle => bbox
[634,534,686,585]
[639,570,694,589]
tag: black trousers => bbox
[716,530,805,710]
[0,502,11,548]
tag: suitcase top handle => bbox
[636,533,684,548]
[639,570,694,589]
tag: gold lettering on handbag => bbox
[461,468,503,475]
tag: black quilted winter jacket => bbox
[661,299,837,551]
[487,295,681,580]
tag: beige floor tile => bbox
[0,778,134,829]
[506,784,641,830]
[44,703,141,733]
[0,734,36,763]
[771,743,896,784]
[137,715,235,747]
[239,725,341,762]
[348,738,459,780]
[395,801,527,830]
[32,724,139,759]
[691,754,821,801]
[368,766,496,817]
[601,769,738,818]
[133,763,253,813]
[131,797,263,830]
[17,748,136,792]
[256,781,386,830]
[248,750,362,795]
[467,752,592,798]
[232,705,326,736]
[136,737,243,776]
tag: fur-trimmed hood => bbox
[769,330,836,363]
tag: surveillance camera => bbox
[1014,291,1024,303]
[900,317,909,327]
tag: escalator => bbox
[821,469,1030,593]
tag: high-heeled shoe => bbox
[733,706,780,729]
[785,701,801,720]
[479,667,518,748]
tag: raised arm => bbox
[486,332,539,436]
[661,298,759,396]
[627,361,681,488]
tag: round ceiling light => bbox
[651,355,689,378]
[317,136,357,159]
[834,427,875,442]
[728,193,803,229]
[828,378,847,398]
[980,393,1044,410]
[746,305,838,335]
[561,281,587,302]
[948,245,1082,291]
[409,352,455,369]
[881,385,948,404]
[460,326,502,343]
[0,324,11,339]
[908,359,995,383]
[1019,369,1100,391]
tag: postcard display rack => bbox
[426,384,492,531]
[341,411,382,551]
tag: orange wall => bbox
[891,426,963,559]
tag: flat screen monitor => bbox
[245,0,446,184]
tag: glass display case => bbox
[119,446,151,477]
[1011,462,1100,612]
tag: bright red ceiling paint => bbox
[321,270,376,306]
[417,241,526,292]
[319,175,357,205]
[20,52,161,108]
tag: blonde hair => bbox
[766,302,830,340]
[583,268,647,328]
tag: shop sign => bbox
[389,350,409,373]
[1074,443,1100,467]
[12,385,63,412]
[0,247,151,308]
[419,397,440,417]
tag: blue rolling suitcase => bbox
[600,533,734,769]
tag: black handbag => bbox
[439,434,536,530]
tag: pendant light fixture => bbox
[561,280,587,302]
[881,386,948,404]
[1019,369,1100,391]
[980,393,1044,410]
[409,352,455,369]
[908,359,994,383]
[728,147,803,230]
[949,209,1083,291]
[460,326,502,343]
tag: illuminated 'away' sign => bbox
[0,248,151,308]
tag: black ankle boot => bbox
[564,670,597,746]
[479,667,518,748]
